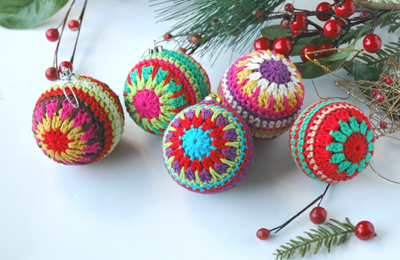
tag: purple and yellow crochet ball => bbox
[218,50,305,139]
[32,76,124,165]
[162,99,254,194]
[124,49,211,135]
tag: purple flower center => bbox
[254,59,291,85]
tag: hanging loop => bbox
[61,67,79,108]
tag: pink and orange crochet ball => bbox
[32,76,124,165]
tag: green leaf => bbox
[314,239,323,254]
[260,24,291,39]
[0,0,69,29]
[353,62,382,81]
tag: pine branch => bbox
[273,218,355,260]
[150,0,285,59]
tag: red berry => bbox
[284,3,294,12]
[316,2,333,21]
[189,34,201,44]
[290,13,308,35]
[178,47,186,53]
[68,20,80,31]
[386,77,394,85]
[211,19,219,28]
[45,67,59,81]
[59,61,73,73]
[324,20,342,38]
[273,37,293,57]
[254,37,272,51]
[336,18,347,28]
[360,12,370,18]
[334,0,356,18]
[309,206,327,224]
[256,228,270,240]
[355,221,375,241]
[371,90,379,97]
[300,45,318,62]
[376,94,385,103]
[256,8,266,19]
[363,34,382,53]
[46,28,59,42]
[380,122,388,129]
[163,33,172,40]
[281,19,290,29]
[319,42,335,58]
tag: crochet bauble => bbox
[123,49,211,135]
[162,99,254,194]
[218,50,305,139]
[289,100,376,183]
[32,75,124,165]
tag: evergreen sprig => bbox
[150,0,285,59]
[273,218,355,260]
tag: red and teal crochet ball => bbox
[32,76,125,165]
[162,100,254,194]
[123,49,211,135]
[290,100,375,183]
[218,50,304,140]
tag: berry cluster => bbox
[257,205,376,242]
[44,0,87,81]
[45,20,79,81]
[253,0,383,60]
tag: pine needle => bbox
[272,218,356,260]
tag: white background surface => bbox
[1,0,400,259]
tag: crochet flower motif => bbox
[327,117,374,176]
[163,100,254,194]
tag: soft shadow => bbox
[235,134,298,191]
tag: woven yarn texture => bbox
[162,100,254,194]
[124,49,211,135]
[289,100,375,183]
[218,50,304,139]
[32,76,124,165]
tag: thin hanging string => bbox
[369,135,400,184]
[311,78,351,100]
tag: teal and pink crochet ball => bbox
[123,49,211,135]
[218,49,305,140]
[289,100,375,183]
[162,99,254,194]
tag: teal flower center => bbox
[180,126,214,160]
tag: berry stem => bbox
[52,0,76,72]
[269,183,331,234]
[70,0,88,64]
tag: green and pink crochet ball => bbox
[290,100,375,183]
[123,49,210,135]
[162,99,254,194]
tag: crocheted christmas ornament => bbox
[290,100,375,183]
[162,99,254,194]
[123,49,211,135]
[32,76,124,165]
[218,50,305,139]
